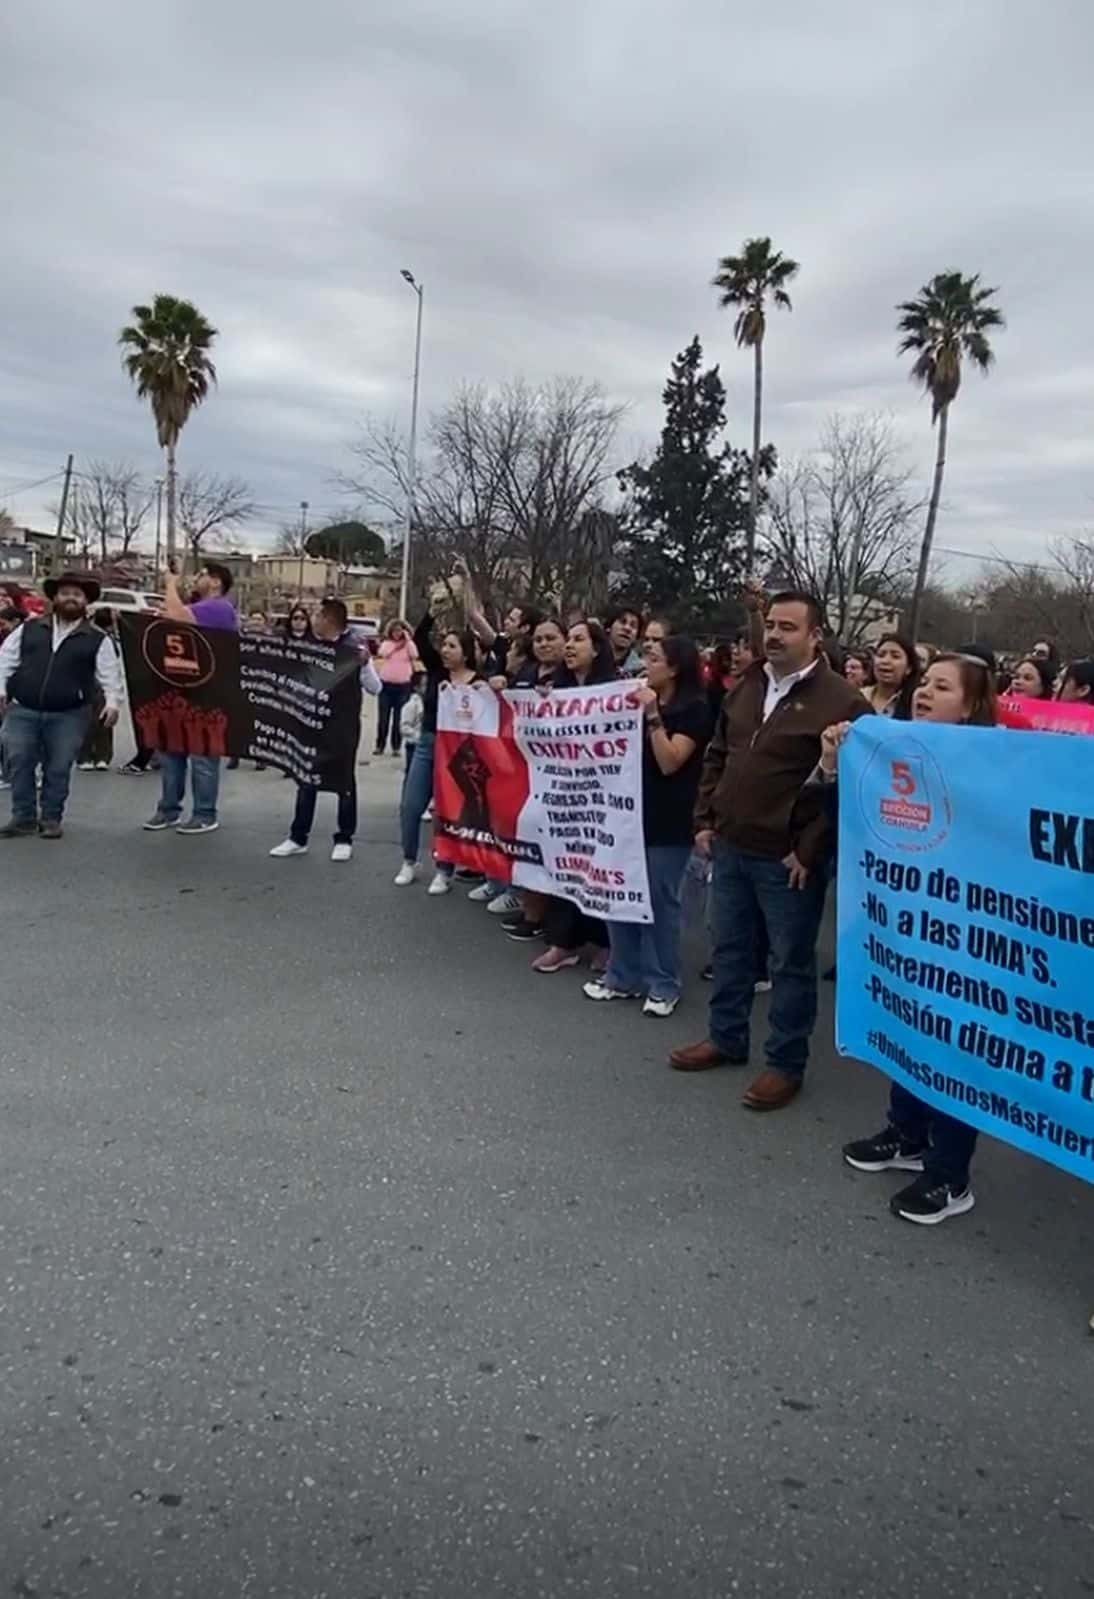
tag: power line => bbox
[0,469,66,496]
[934,544,1065,574]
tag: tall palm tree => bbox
[897,271,1004,640]
[119,295,218,566]
[713,236,799,568]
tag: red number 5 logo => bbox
[890,760,915,797]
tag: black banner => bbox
[118,613,363,789]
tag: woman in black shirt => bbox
[584,635,711,1016]
[530,619,619,973]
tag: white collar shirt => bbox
[762,656,818,722]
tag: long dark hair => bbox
[556,618,617,687]
[441,628,479,674]
[282,604,312,641]
[875,632,920,720]
[658,635,703,705]
[1060,658,1094,701]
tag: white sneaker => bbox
[583,980,640,1002]
[643,996,679,1018]
[269,838,308,857]
[422,806,433,822]
[330,842,353,863]
[394,861,418,886]
[487,891,522,916]
[427,871,452,895]
[467,882,494,902]
[754,979,773,994]
[76,761,96,771]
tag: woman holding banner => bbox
[821,652,999,1225]
[529,619,618,974]
[395,609,482,895]
[584,636,711,1016]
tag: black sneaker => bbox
[505,918,542,942]
[890,1174,975,1226]
[500,911,525,931]
[843,1126,927,1174]
[700,963,713,981]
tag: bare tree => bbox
[275,521,306,555]
[343,378,625,610]
[71,459,120,565]
[1049,533,1094,653]
[114,468,155,554]
[176,471,257,566]
[763,414,921,640]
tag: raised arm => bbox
[414,611,442,675]
[161,570,195,623]
[453,557,497,648]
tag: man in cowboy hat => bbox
[0,572,122,838]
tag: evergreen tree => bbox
[615,337,770,628]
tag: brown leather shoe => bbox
[742,1068,801,1111]
[669,1039,749,1072]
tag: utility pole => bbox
[153,478,164,588]
[399,269,424,620]
[70,480,84,565]
[52,453,74,577]
[297,500,309,598]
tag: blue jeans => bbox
[888,1083,978,1189]
[708,841,827,1077]
[159,753,222,825]
[398,732,450,874]
[3,703,90,824]
[606,844,692,1000]
[376,682,410,752]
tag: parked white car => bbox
[89,589,165,620]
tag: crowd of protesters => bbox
[379,569,1094,1236]
[2,564,1093,1246]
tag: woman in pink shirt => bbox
[374,619,420,755]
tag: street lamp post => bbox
[297,500,309,598]
[399,268,424,621]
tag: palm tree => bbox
[119,295,218,567]
[897,271,1004,640]
[713,237,799,568]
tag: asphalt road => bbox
[1,739,1092,1599]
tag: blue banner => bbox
[836,717,1094,1184]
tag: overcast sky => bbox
[3,0,1092,582]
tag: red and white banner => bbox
[1000,695,1094,735]
[434,681,652,922]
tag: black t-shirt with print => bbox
[642,695,713,846]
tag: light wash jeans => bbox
[605,845,692,1001]
[159,753,222,825]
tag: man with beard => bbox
[0,572,122,838]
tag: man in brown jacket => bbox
[670,590,871,1109]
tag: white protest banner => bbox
[433,681,652,923]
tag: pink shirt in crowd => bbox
[377,635,419,685]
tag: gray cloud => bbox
[2,0,1092,582]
